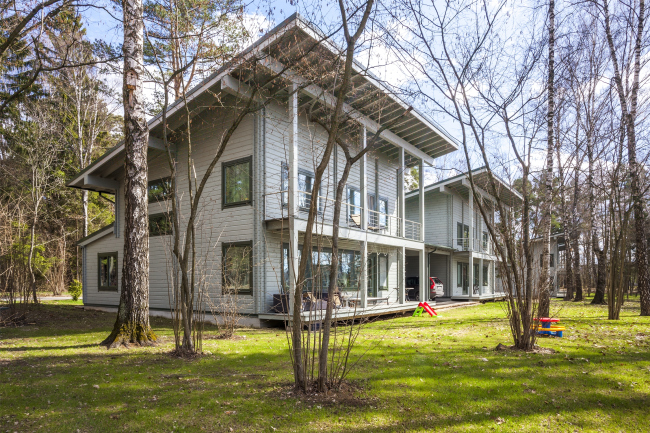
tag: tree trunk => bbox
[102,0,156,348]
[572,231,583,301]
[538,0,555,318]
[82,189,89,238]
[592,245,607,304]
[28,213,38,304]
[602,0,649,315]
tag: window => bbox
[281,163,319,210]
[457,263,463,288]
[281,244,361,293]
[550,254,555,268]
[483,265,489,286]
[281,162,288,205]
[148,177,172,203]
[368,194,377,227]
[378,198,388,227]
[474,263,479,287]
[457,222,469,248]
[149,213,172,236]
[298,170,316,209]
[378,254,388,291]
[98,252,118,291]
[222,241,252,294]
[483,232,488,250]
[347,186,361,218]
[222,157,252,207]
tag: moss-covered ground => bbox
[1,297,649,432]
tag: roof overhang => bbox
[67,13,458,192]
[406,167,523,207]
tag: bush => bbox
[68,279,82,301]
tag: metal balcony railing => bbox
[452,237,493,254]
[264,190,422,241]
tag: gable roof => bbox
[66,13,458,192]
[405,166,523,206]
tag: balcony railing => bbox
[452,237,493,254]
[264,190,422,241]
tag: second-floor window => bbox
[148,177,172,203]
[378,198,388,227]
[483,232,488,250]
[281,164,318,210]
[347,186,361,217]
[149,213,172,236]
[457,222,469,247]
[222,157,252,208]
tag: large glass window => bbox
[282,245,361,293]
[482,232,488,250]
[222,241,252,294]
[98,252,118,291]
[378,198,388,227]
[298,170,315,209]
[474,263,480,287]
[148,177,172,203]
[483,265,489,286]
[457,222,469,248]
[347,187,361,219]
[149,213,172,236]
[222,157,252,207]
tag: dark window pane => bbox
[224,159,251,206]
[223,243,252,293]
[148,177,172,203]
[149,213,172,236]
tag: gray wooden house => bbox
[67,14,459,326]
[404,167,523,300]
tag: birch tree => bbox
[102,0,156,347]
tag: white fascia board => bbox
[258,56,435,165]
[77,226,114,247]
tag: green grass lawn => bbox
[1,298,649,432]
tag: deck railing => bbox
[264,190,422,241]
[452,237,492,254]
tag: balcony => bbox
[452,237,493,255]
[264,191,422,242]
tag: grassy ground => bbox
[1,298,649,432]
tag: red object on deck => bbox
[536,318,560,323]
[419,302,437,317]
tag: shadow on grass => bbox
[1,300,649,432]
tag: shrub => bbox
[69,279,82,301]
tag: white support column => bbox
[360,126,368,309]
[399,246,406,304]
[479,257,484,297]
[492,260,496,295]
[468,186,474,298]
[398,148,405,238]
[360,241,368,309]
[419,248,427,302]
[360,126,368,231]
[288,84,299,316]
[419,158,425,242]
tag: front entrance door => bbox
[457,262,469,295]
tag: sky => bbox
[77,0,545,188]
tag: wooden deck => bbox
[257,298,479,324]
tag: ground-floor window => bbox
[282,244,361,294]
[483,265,489,286]
[222,241,253,295]
[367,252,388,297]
[98,252,118,291]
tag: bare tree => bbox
[596,0,650,315]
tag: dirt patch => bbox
[495,343,557,354]
[267,380,375,408]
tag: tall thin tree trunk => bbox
[538,0,555,318]
[602,0,649,315]
[102,0,156,347]
[82,190,89,238]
